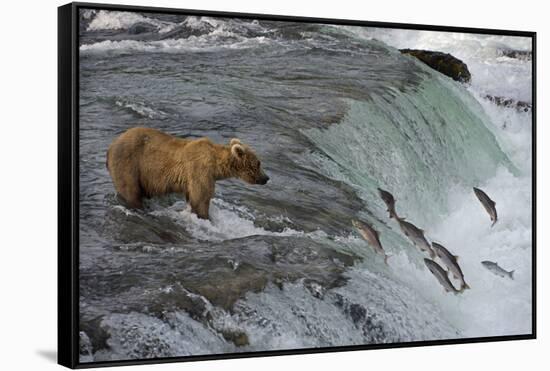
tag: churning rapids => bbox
[78,9,533,362]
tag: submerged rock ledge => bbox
[484,95,532,112]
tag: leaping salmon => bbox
[481,261,514,279]
[377,188,398,219]
[424,258,461,294]
[473,187,498,227]
[352,219,391,265]
[432,242,469,291]
[396,217,435,259]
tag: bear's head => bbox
[229,138,269,185]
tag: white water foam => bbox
[148,199,323,242]
[87,10,176,33]
[82,11,274,55]
[115,99,167,120]
[382,166,532,337]
[80,35,271,55]
[92,311,231,361]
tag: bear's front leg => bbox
[192,200,210,220]
[187,181,214,220]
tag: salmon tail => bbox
[509,270,515,280]
[462,282,470,291]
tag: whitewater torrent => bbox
[329,26,533,337]
[78,10,532,362]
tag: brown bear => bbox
[106,127,269,219]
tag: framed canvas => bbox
[58,2,536,368]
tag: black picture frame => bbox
[58,2,537,369]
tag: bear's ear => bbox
[230,138,242,147]
[231,143,245,158]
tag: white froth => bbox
[80,36,270,55]
[87,10,176,33]
[149,199,312,242]
[385,167,532,337]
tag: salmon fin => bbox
[491,219,498,227]
[384,254,391,266]
[454,255,459,260]
[509,270,515,280]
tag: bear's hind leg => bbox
[118,191,143,209]
[117,193,143,209]
[115,174,144,209]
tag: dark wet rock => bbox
[78,9,97,33]
[80,316,110,353]
[349,303,367,324]
[150,285,250,347]
[304,279,326,299]
[484,95,532,112]
[79,331,93,357]
[266,22,325,40]
[497,48,532,61]
[159,236,359,311]
[103,206,191,245]
[83,234,360,307]
[220,329,249,347]
[97,313,174,359]
[331,294,389,343]
[80,235,360,348]
[252,214,297,233]
[159,22,215,40]
[128,22,158,35]
[399,49,471,83]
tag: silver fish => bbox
[397,218,435,259]
[377,188,398,219]
[473,187,498,227]
[352,219,391,265]
[432,242,470,291]
[424,259,460,294]
[481,261,514,279]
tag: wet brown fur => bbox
[106,127,268,219]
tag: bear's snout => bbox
[257,174,269,185]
